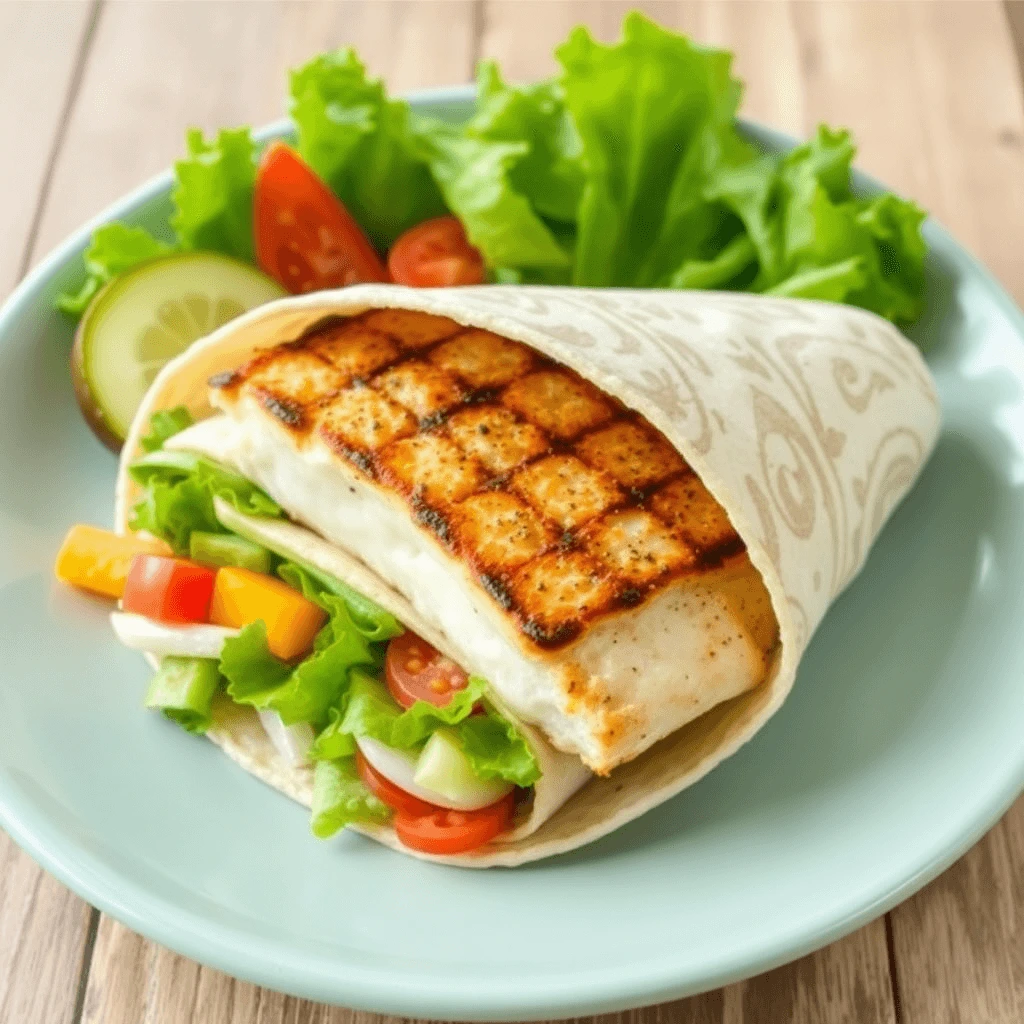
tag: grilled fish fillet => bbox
[172,309,779,773]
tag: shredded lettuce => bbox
[171,128,258,263]
[311,758,390,838]
[57,223,173,316]
[290,49,446,250]
[129,450,282,554]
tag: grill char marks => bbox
[212,308,747,651]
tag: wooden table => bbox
[1,1,1023,1020]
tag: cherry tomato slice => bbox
[122,555,216,625]
[387,216,485,288]
[254,142,388,293]
[394,792,515,855]
[385,630,470,709]
[356,750,441,818]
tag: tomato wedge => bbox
[356,750,441,817]
[385,630,470,709]
[394,793,515,855]
[122,555,216,625]
[254,142,388,293]
[387,216,485,287]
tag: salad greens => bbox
[172,128,259,263]
[128,448,283,554]
[58,224,172,316]
[219,562,395,727]
[57,11,927,328]
[131,409,540,837]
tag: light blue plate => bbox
[1,85,1022,1019]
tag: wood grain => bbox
[0,5,101,1024]
[31,0,477,264]
[6,2,1024,1022]
[38,2,469,1018]
[0,0,95,295]
[786,3,1024,1022]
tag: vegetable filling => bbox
[57,408,541,855]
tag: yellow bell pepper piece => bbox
[209,567,327,661]
[54,525,172,599]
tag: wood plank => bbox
[787,2,1024,1022]
[0,4,103,1024]
[38,2,472,1019]
[0,0,95,295]
[31,0,477,264]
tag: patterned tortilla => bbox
[115,285,940,866]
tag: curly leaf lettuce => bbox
[171,128,258,263]
[219,563,381,727]
[311,758,390,838]
[139,405,193,453]
[57,224,173,316]
[557,12,746,289]
[416,121,570,273]
[335,671,541,787]
[414,62,580,275]
[57,13,927,329]
[129,449,282,554]
[290,49,446,249]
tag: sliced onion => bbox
[258,711,314,767]
[356,735,500,811]
[111,612,239,659]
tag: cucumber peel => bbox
[72,252,283,450]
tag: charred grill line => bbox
[258,392,303,427]
[214,309,747,652]
[479,573,514,610]
[208,370,239,389]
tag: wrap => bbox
[115,285,940,866]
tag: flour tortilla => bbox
[115,285,940,866]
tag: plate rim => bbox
[1,82,1022,1019]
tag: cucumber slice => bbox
[189,531,273,573]
[413,728,514,810]
[72,252,284,450]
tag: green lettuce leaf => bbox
[311,758,390,838]
[218,562,379,727]
[557,13,743,287]
[450,709,541,787]
[139,406,193,453]
[308,705,357,761]
[281,561,403,644]
[474,61,584,225]
[415,61,580,276]
[711,125,928,321]
[416,121,570,273]
[129,448,282,554]
[171,127,257,262]
[57,223,172,317]
[338,671,541,786]
[290,49,446,249]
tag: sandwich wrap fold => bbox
[115,285,940,866]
